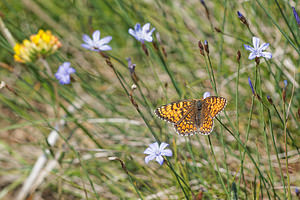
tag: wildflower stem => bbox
[271,103,300,154]
[206,54,217,94]
[255,0,300,54]
[204,53,237,134]
[111,158,144,199]
[165,159,190,199]
[216,117,271,198]
[267,109,287,198]
[257,66,276,197]
[235,51,243,194]
[207,136,230,198]
[217,0,227,73]
[39,58,60,119]
[153,43,182,97]
[274,0,299,48]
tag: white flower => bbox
[128,23,155,43]
[144,142,172,165]
[81,30,112,52]
[203,91,211,99]
[244,37,272,60]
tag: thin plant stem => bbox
[207,136,230,198]
[149,43,182,97]
[255,0,300,54]
[165,159,190,200]
[216,117,271,199]
[274,0,299,48]
[267,109,286,197]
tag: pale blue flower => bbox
[284,80,288,88]
[55,62,76,85]
[203,91,210,99]
[244,37,272,60]
[144,142,172,165]
[81,30,112,52]
[129,23,155,43]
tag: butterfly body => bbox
[154,96,227,136]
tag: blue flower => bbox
[55,62,76,85]
[292,7,300,26]
[244,37,272,60]
[237,11,243,19]
[203,91,210,99]
[81,30,112,52]
[284,80,288,88]
[248,77,255,95]
[129,23,155,43]
[144,142,172,165]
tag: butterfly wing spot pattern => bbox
[154,96,227,136]
[154,100,193,124]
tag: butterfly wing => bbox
[174,107,198,136]
[154,100,193,124]
[204,96,227,118]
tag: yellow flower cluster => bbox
[13,30,61,63]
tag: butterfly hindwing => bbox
[174,106,198,136]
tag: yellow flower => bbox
[13,29,61,63]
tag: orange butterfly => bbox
[154,96,227,136]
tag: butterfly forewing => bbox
[204,96,227,118]
[154,100,193,124]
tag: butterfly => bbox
[154,96,227,136]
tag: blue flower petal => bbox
[203,91,210,99]
[244,44,254,52]
[261,52,272,59]
[82,34,92,45]
[156,155,164,165]
[159,142,169,151]
[144,147,154,154]
[145,154,156,164]
[98,36,113,46]
[252,37,260,49]
[142,23,150,32]
[92,30,101,41]
[161,149,172,157]
[248,52,256,60]
[259,43,269,51]
[149,142,159,151]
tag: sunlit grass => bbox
[0,0,299,199]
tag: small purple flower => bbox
[244,37,272,60]
[248,77,255,95]
[126,57,136,74]
[128,23,155,43]
[203,91,210,99]
[81,30,112,52]
[144,142,172,165]
[292,7,300,27]
[237,11,243,19]
[55,62,76,85]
